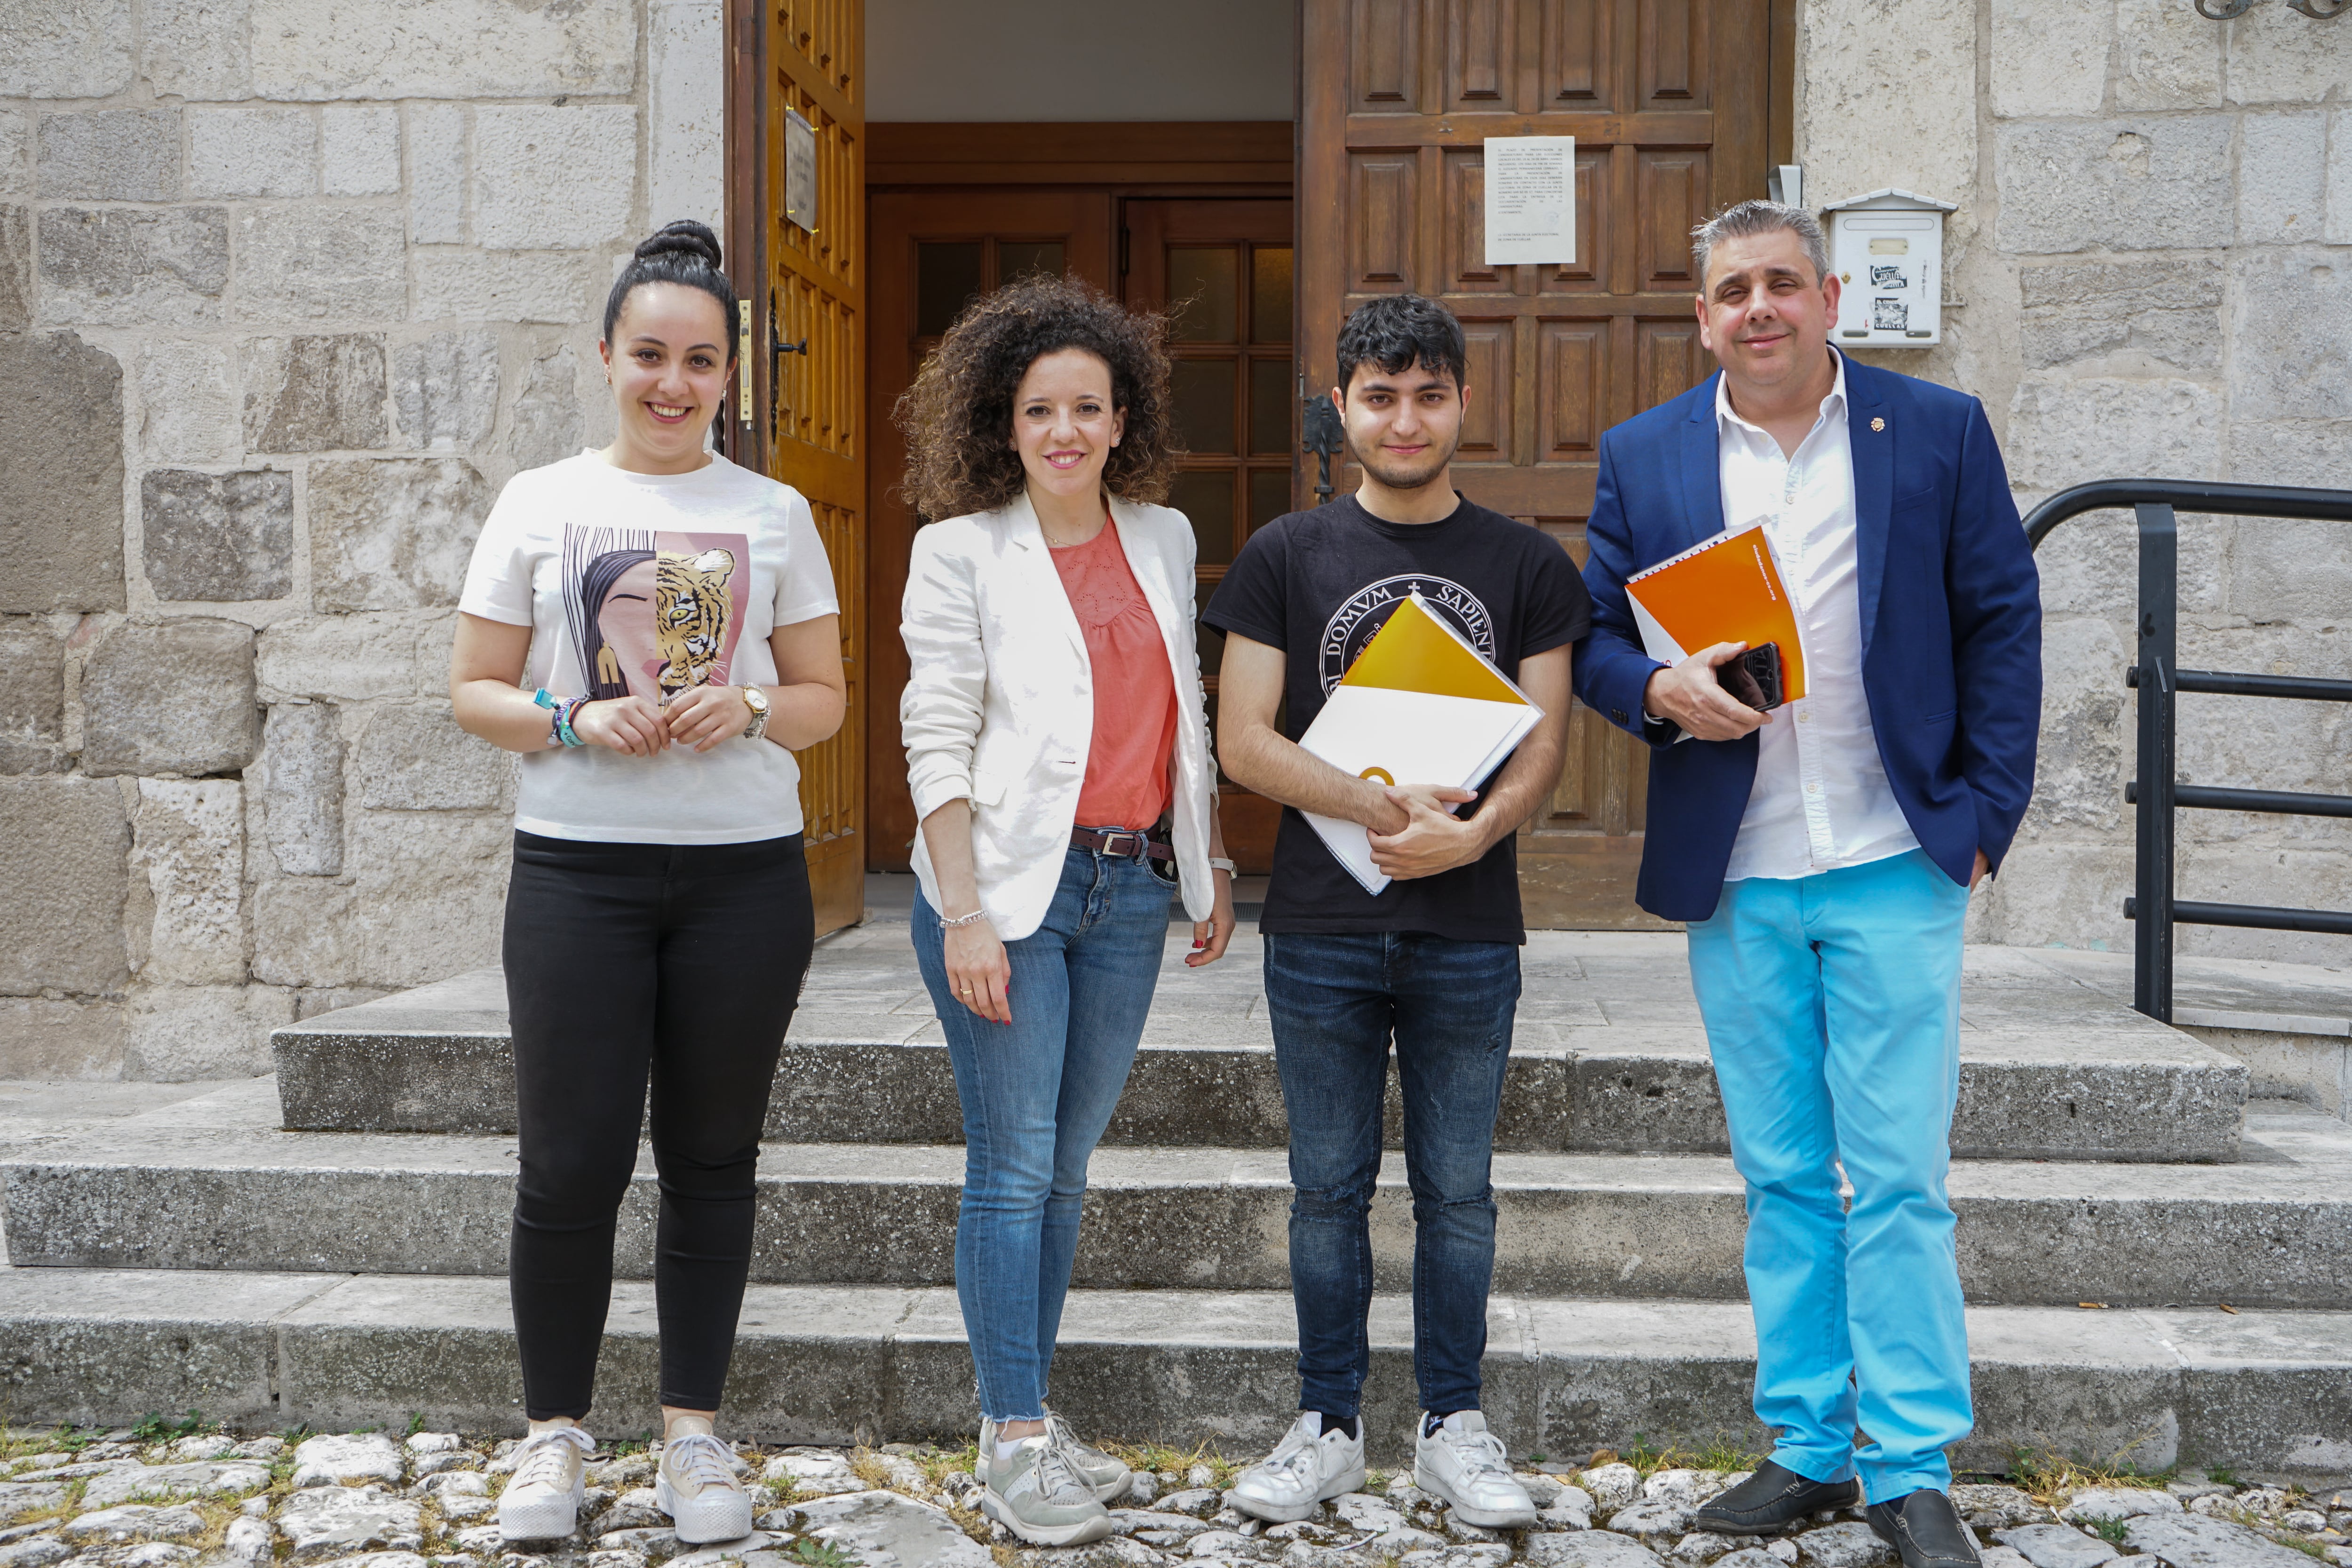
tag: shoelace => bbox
[509,1426,594,1492]
[1437,1423,1511,1480]
[665,1432,740,1494]
[1040,1409,1087,1456]
[1023,1435,1092,1503]
[1263,1424,1328,1486]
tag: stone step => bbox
[2,1266,2345,1479]
[7,1080,2345,1308]
[270,947,2250,1163]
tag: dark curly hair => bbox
[895,273,1181,520]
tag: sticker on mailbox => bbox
[1870,265,1907,289]
[1871,298,1909,333]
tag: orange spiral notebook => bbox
[1624,523,1808,702]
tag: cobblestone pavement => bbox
[0,1429,2345,1568]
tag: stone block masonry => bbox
[0,0,719,1076]
[1806,0,2352,966]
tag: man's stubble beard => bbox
[1347,427,1460,493]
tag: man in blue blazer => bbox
[1573,200,2040,1568]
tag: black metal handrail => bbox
[2021,479,2352,1022]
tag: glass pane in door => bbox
[1168,247,1239,342]
[915,241,983,335]
[1171,360,1237,455]
[999,240,1065,281]
[1168,471,1236,565]
[1249,358,1293,455]
[1249,469,1293,531]
[1251,246,1294,344]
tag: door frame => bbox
[858,122,1295,873]
[721,0,1800,912]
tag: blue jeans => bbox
[913,846,1172,1421]
[1263,931,1520,1421]
[1685,848,1973,1503]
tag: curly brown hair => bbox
[894,273,1182,520]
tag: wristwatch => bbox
[740,685,771,741]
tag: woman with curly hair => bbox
[897,273,1236,1545]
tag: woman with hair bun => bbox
[449,219,847,1546]
[896,273,1237,1545]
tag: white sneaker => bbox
[1413,1410,1536,1528]
[497,1425,594,1542]
[1226,1413,1366,1525]
[657,1431,755,1544]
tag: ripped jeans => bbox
[1261,931,1520,1420]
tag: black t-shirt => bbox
[1203,493,1593,942]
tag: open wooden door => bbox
[1299,0,1782,928]
[1122,198,1297,873]
[755,0,866,934]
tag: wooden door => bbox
[756,0,866,935]
[1300,0,1778,927]
[1123,199,1297,873]
[864,193,1117,870]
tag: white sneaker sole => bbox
[658,1471,755,1544]
[978,1488,1113,1546]
[497,1487,582,1543]
[1414,1459,1537,1529]
[1225,1463,1366,1525]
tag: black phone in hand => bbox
[1716,642,1785,711]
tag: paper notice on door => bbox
[1483,136,1576,267]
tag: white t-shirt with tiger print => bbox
[459,450,840,844]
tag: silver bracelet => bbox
[938,908,991,930]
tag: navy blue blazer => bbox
[1571,359,2042,923]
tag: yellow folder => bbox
[1296,593,1542,895]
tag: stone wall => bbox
[1799,0,2352,964]
[0,0,722,1078]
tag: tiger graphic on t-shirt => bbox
[559,526,750,705]
[654,547,737,702]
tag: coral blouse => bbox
[1049,522,1179,831]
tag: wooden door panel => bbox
[1636,148,1708,291]
[1537,319,1607,460]
[1302,0,1776,928]
[1348,155,1421,287]
[1542,0,1611,107]
[862,191,1116,873]
[763,0,865,937]
[1446,0,1513,111]
[1353,0,1423,110]
[1639,0,1704,104]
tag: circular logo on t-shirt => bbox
[1317,573,1497,692]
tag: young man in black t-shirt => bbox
[1206,295,1590,1528]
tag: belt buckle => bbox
[1098,829,1143,860]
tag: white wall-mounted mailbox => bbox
[1821,188,1955,347]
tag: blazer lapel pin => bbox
[1871,417,1886,432]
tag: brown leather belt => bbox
[1072,827,1175,863]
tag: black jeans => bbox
[503,830,813,1419]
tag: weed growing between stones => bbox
[2003,1441,2176,1504]
[1615,1437,1767,1477]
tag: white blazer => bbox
[900,493,1217,941]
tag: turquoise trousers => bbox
[1686,848,1973,1502]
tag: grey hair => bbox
[1690,199,1831,290]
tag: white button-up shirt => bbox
[1715,351,1919,883]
